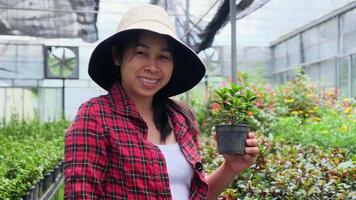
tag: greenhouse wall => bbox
[269,1,356,98]
[0,38,105,121]
[219,46,270,77]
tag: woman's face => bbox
[117,31,174,101]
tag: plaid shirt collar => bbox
[106,81,142,119]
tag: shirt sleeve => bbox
[64,101,108,199]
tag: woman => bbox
[64,4,259,200]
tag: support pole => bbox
[185,0,191,102]
[185,0,190,46]
[62,79,65,119]
[230,0,237,83]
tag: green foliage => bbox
[192,72,270,135]
[211,83,259,127]
[198,70,356,199]
[201,136,355,199]
[0,118,68,200]
[191,97,215,136]
[269,108,356,155]
[274,72,321,120]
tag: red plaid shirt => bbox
[64,82,208,199]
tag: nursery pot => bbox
[215,124,250,155]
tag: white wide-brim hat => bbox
[88,4,206,97]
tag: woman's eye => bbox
[136,51,147,56]
[160,55,172,60]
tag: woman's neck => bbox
[130,95,154,118]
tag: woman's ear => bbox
[111,46,120,66]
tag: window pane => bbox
[320,59,336,88]
[352,55,356,97]
[305,63,320,83]
[338,57,349,97]
[302,27,319,62]
[274,43,287,71]
[341,7,356,54]
[0,88,4,119]
[278,73,284,84]
[318,18,338,59]
[38,88,62,120]
[286,36,300,67]
[0,43,44,79]
[302,18,338,62]
[285,70,294,81]
[0,44,16,79]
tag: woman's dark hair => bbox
[153,96,197,143]
[113,30,196,143]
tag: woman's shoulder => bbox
[76,94,111,114]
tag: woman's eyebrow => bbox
[136,43,149,49]
[136,43,172,53]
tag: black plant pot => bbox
[215,124,250,155]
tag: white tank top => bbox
[157,143,194,200]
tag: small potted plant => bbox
[211,83,259,155]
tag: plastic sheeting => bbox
[270,5,356,97]
[341,7,356,54]
[0,43,44,79]
[0,87,62,121]
[302,17,338,63]
[272,6,356,71]
[273,35,300,72]
[162,0,270,53]
[0,0,99,42]
[352,55,356,97]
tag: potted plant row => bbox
[211,83,259,155]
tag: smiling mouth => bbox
[139,77,159,84]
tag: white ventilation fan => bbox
[45,46,79,79]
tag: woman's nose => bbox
[144,58,160,73]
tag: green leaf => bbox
[336,160,354,170]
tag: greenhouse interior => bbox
[0,0,355,199]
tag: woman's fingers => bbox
[246,138,258,147]
[248,131,256,139]
[244,153,257,163]
[245,146,259,156]
[246,131,259,156]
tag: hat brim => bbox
[89,28,206,97]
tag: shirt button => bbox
[195,162,203,172]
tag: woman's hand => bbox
[207,132,259,199]
[222,132,259,174]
